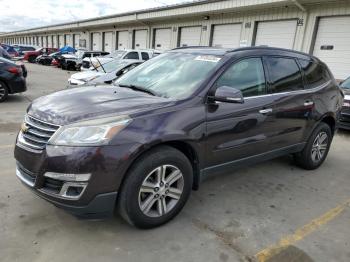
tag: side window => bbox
[266,57,303,93]
[216,58,266,97]
[141,52,150,60]
[124,52,139,60]
[299,59,330,89]
[92,53,100,57]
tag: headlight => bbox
[49,115,132,146]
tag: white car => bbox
[68,59,142,86]
[81,49,162,71]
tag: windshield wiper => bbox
[118,84,158,96]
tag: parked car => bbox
[61,50,109,71]
[14,47,342,228]
[36,52,58,65]
[15,60,28,78]
[1,44,19,58]
[81,49,161,71]
[13,45,37,56]
[23,47,58,63]
[68,59,142,86]
[339,76,350,130]
[0,57,26,102]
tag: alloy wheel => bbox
[138,165,184,217]
[311,131,328,163]
[0,82,5,100]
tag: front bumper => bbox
[339,108,350,130]
[14,142,138,218]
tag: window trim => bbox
[263,55,304,94]
[208,56,268,99]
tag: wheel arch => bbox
[120,140,201,193]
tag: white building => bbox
[0,0,349,79]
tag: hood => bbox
[71,71,104,81]
[27,86,174,125]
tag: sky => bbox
[0,0,190,32]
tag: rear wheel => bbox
[294,123,332,170]
[0,80,9,102]
[118,146,193,228]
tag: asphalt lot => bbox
[1,63,350,262]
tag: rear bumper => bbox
[7,76,27,94]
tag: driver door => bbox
[205,57,277,170]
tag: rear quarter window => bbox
[299,59,331,89]
[265,57,304,93]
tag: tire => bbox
[28,56,36,63]
[0,80,9,102]
[294,122,332,170]
[118,146,193,229]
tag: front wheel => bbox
[294,123,332,170]
[118,146,193,228]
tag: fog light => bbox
[44,172,91,182]
[59,182,87,199]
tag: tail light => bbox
[7,66,22,75]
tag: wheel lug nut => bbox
[165,190,169,194]
[160,182,164,186]
[154,194,159,198]
[154,187,159,192]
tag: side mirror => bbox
[210,86,244,103]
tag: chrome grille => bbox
[18,115,60,151]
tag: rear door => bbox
[205,57,277,168]
[263,56,312,149]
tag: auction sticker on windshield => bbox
[194,55,221,63]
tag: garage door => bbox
[53,36,57,48]
[58,35,64,48]
[211,24,242,48]
[117,31,129,50]
[103,32,113,52]
[73,34,80,49]
[47,36,52,47]
[91,33,101,50]
[65,34,71,46]
[43,36,47,47]
[154,28,172,50]
[313,16,350,80]
[255,20,297,49]
[179,26,202,47]
[134,30,147,49]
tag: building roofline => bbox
[2,0,221,34]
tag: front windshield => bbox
[116,52,222,99]
[96,60,129,73]
[341,77,350,89]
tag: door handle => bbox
[259,108,273,114]
[304,101,314,107]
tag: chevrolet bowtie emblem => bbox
[21,123,29,133]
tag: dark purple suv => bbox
[14,47,343,228]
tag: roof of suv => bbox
[170,46,317,61]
